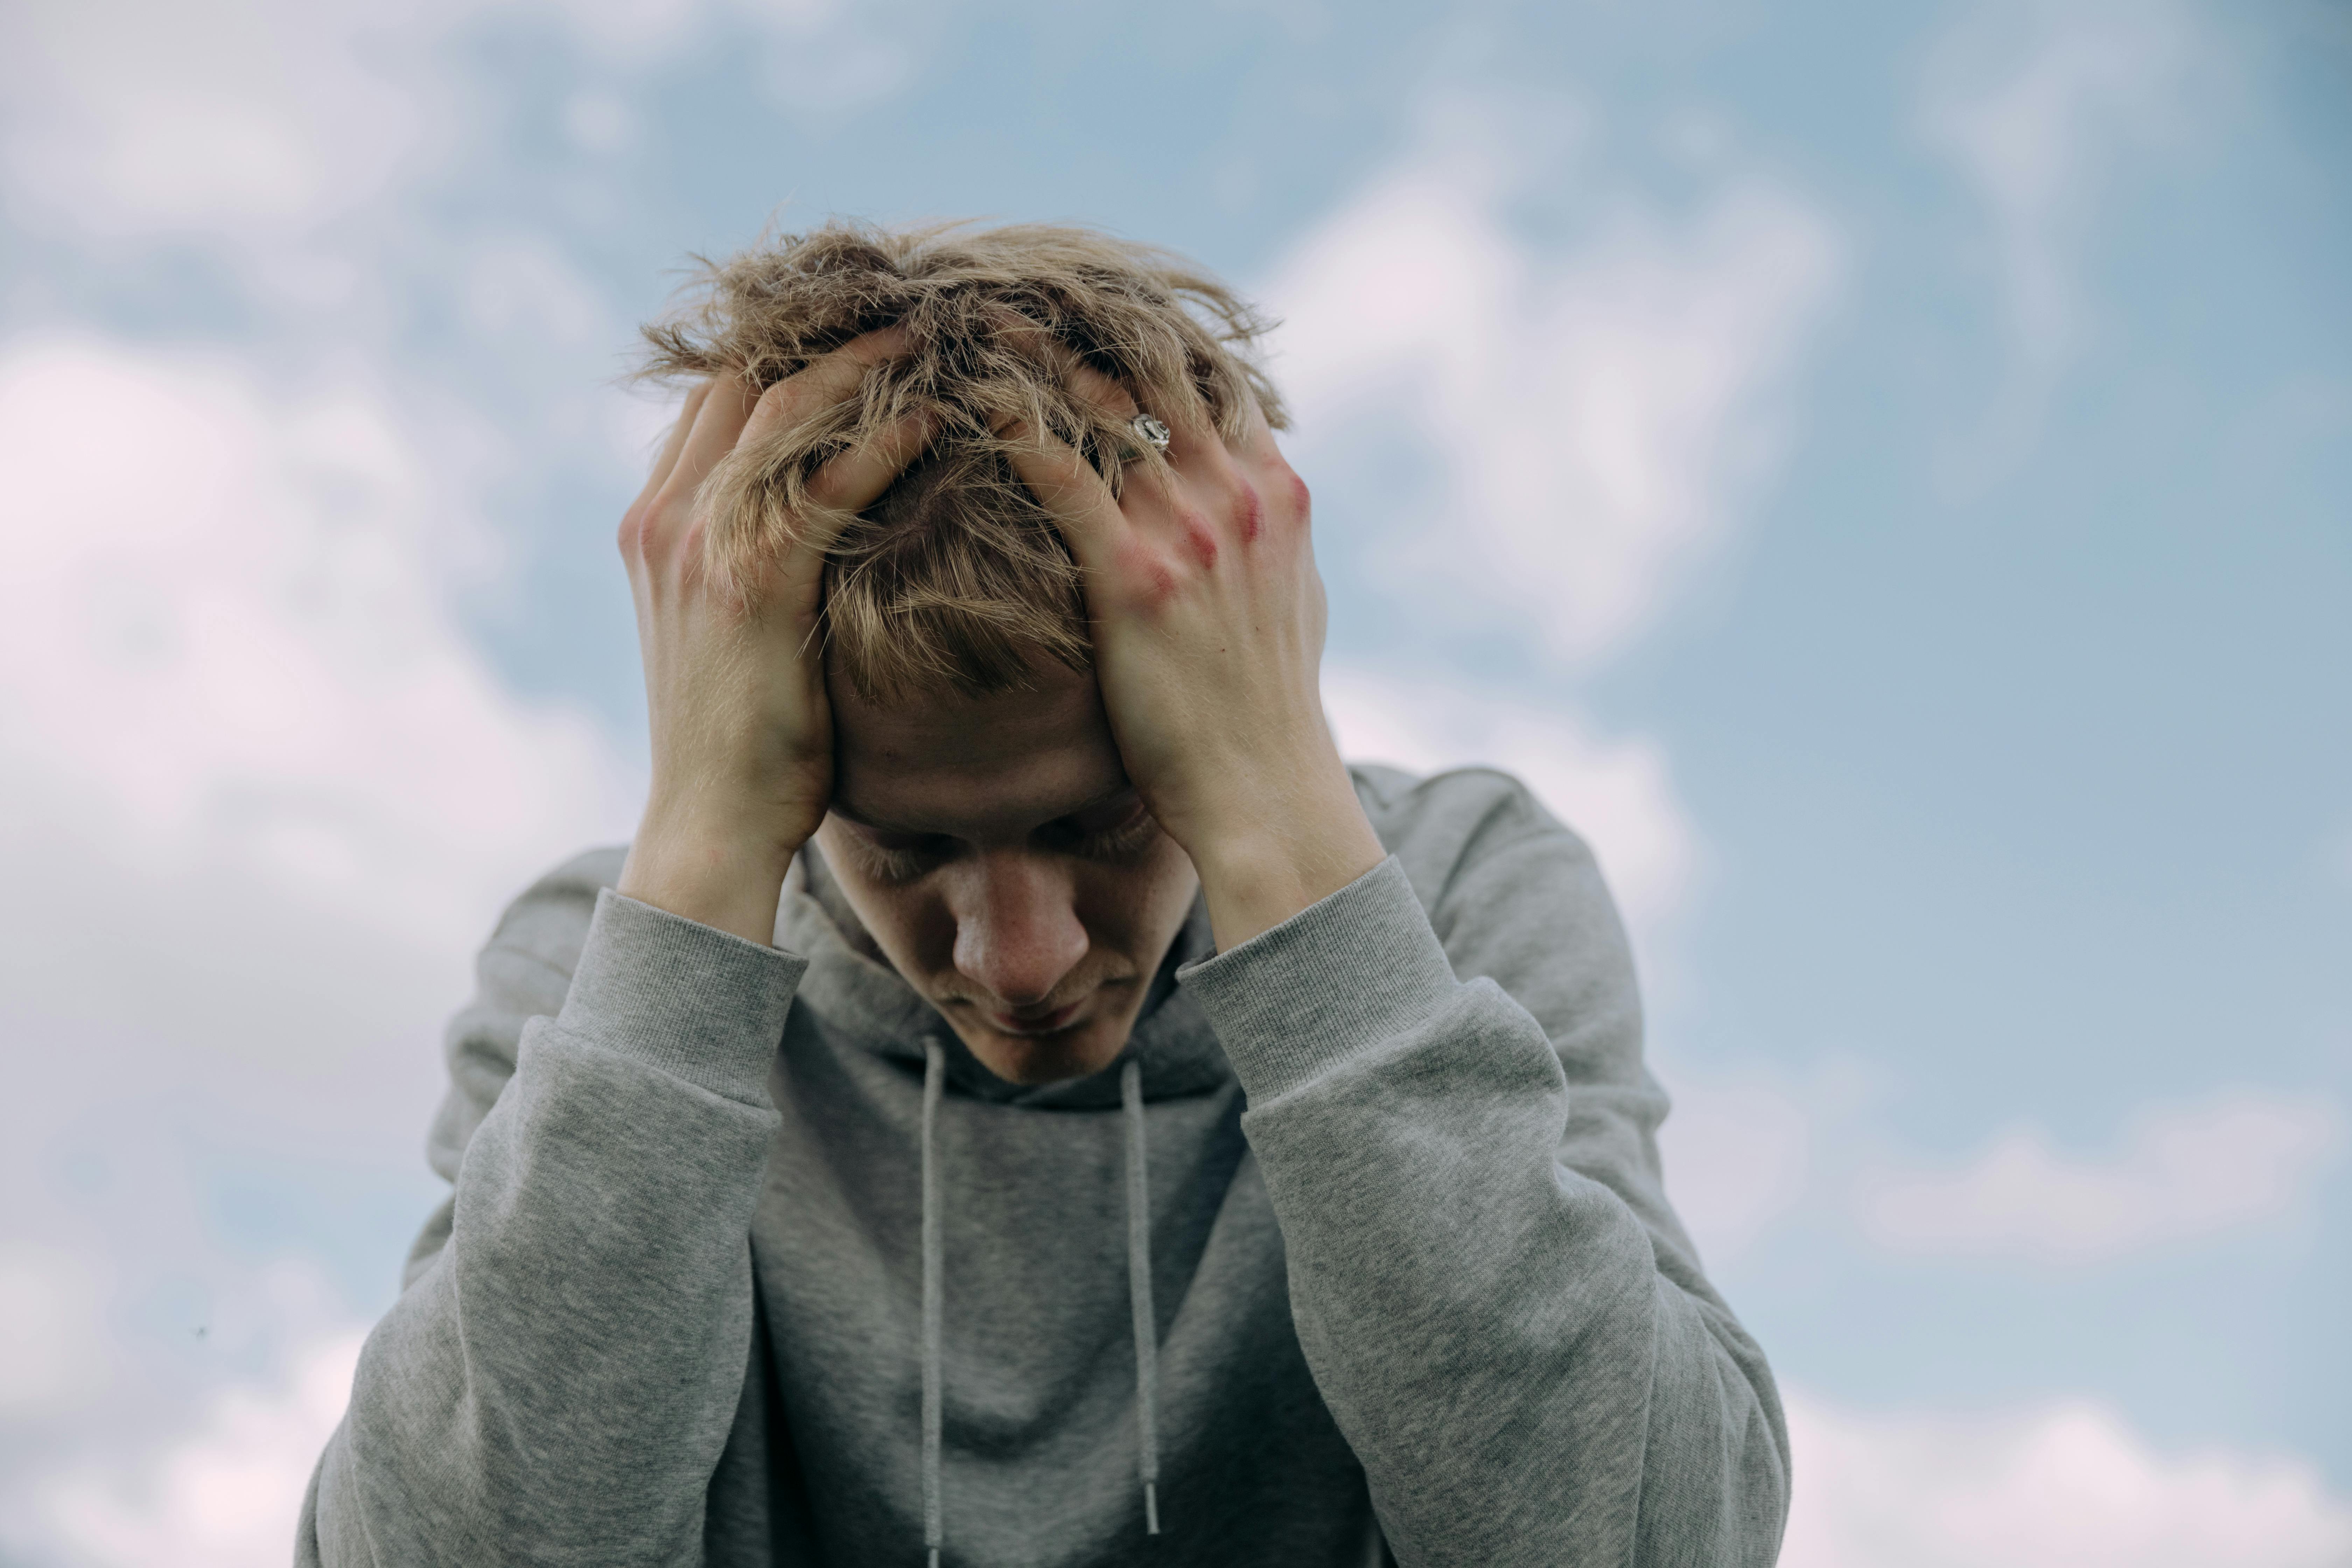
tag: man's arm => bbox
[303,338,933,1563]
[1181,775,1788,1567]
[300,870,804,1566]
[1006,366,1785,1562]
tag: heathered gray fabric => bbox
[299,764,1789,1566]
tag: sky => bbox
[0,0,2347,1562]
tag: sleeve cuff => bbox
[1177,856,1460,1102]
[553,888,808,1104]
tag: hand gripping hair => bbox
[633,219,1289,702]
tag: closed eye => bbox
[854,832,958,884]
[845,801,1160,883]
[1041,799,1161,862]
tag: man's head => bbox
[637,220,1287,1084]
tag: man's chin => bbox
[957,1015,1132,1086]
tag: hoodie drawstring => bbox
[920,1039,946,1568]
[1121,1057,1163,1536]
[916,1043,1164,1566]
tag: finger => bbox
[1229,394,1295,491]
[983,313,1158,433]
[805,409,940,520]
[663,374,761,504]
[1071,362,1207,467]
[1234,401,1311,533]
[982,310,1220,471]
[1063,358,1139,420]
[1040,337,1225,455]
[1233,389,1280,453]
[636,381,712,504]
[1066,360,1227,482]
[740,326,912,448]
[999,330,1156,438]
[1000,420,1134,570]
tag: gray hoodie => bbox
[299,764,1788,1566]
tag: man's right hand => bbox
[614,329,926,946]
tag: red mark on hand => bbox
[1119,538,1179,608]
[1180,511,1219,569]
[1235,482,1264,543]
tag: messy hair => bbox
[634,219,1288,702]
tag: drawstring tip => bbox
[929,1552,940,1568]
[1144,1480,1160,1536]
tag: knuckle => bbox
[1183,517,1219,570]
[756,380,810,430]
[624,491,698,566]
[1249,450,1310,525]
[1113,540,1180,611]
[1231,478,1265,544]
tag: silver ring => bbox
[1129,414,1171,452]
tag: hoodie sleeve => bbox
[297,854,804,1568]
[1177,771,1789,1568]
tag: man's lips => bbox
[981,997,1086,1036]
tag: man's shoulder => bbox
[1341,764,1633,999]
[1345,761,1598,907]
[1347,760,1580,853]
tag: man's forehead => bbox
[827,664,1129,834]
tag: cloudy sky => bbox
[1,0,2347,1562]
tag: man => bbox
[300,220,1789,1567]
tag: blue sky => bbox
[1,0,2346,1561]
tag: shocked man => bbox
[300,220,1790,1567]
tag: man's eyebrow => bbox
[1061,782,1140,816]
[829,783,1138,838]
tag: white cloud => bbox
[0,1245,119,1418]
[1921,0,2201,468]
[0,0,934,257]
[1783,1384,2352,1568]
[1655,1077,1813,1267]
[463,235,615,349]
[1858,1090,2344,1261]
[1266,104,1840,666]
[36,1322,365,1568]
[0,332,638,1560]
[0,0,430,250]
[0,337,638,946]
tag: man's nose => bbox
[948,852,1089,1007]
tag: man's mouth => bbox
[983,997,1086,1036]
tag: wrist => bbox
[618,810,806,947]
[1184,772,1385,952]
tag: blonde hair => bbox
[634,219,1288,702]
